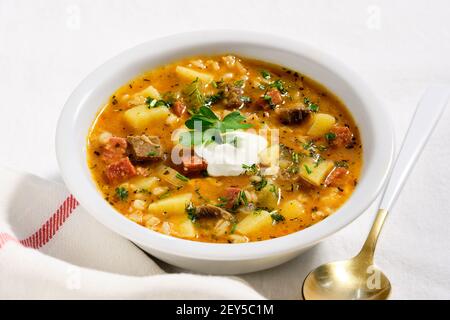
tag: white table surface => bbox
[1,0,449,299]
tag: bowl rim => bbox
[56,30,394,261]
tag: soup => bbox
[87,55,362,243]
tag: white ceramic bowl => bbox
[56,30,394,274]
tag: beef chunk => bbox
[100,136,127,164]
[277,107,310,125]
[182,155,208,173]
[195,205,234,221]
[329,126,354,147]
[172,100,187,117]
[126,135,162,161]
[223,84,245,109]
[104,157,136,183]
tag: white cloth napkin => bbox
[0,167,264,299]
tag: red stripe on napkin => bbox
[0,195,79,250]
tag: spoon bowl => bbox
[302,258,391,300]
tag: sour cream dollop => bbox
[194,131,268,177]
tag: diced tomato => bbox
[100,136,127,164]
[255,88,283,110]
[266,88,283,105]
[324,167,348,186]
[172,100,187,117]
[104,157,136,183]
[182,155,208,173]
[330,126,353,147]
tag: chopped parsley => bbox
[261,70,271,79]
[230,222,237,234]
[145,97,171,108]
[304,97,319,112]
[253,177,268,191]
[242,163,259,175]
[291,151,301,164]
[303,141,313,150]
[238,190,248,206]
[263,94,275,109]
[270,79,287,94]
[234,79,245,87]
[230,190,249,212]
[175,172,189,182]
[147,151,157,156]
[185,202,198,222]
[304,164,312,175]
[183,78,205,110]
[269,184,280,199]
[204,91,223,106]
[325,132,337,142]
[115,187,128,201]
[271,212,285,223]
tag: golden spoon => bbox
[302,86,450,300]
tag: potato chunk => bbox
[280,200,306,220]
[148,193,193,216]
[256,184,280,211]
[134,85,161,100]
[175,66,213,82]
[170,217,197,238]
[235,210,272,235]
[307,113,336,136]
[299,157,334,187]
[124,105,171,130]
[131,176,159,191]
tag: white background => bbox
[1,0,449,299]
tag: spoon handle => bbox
[358,86,450,260]
[380,85,449,211]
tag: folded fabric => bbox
[0,167,264,299]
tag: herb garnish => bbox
[175,172,189,182]
[271,212,285,223]
[180,106,252,146]
[304,97,319,112]
[304,164,312,175]
[115,187,128,201]
[185,202,198,222]
[242,163,258,175]
[325,132,337,142]
[145,97,171,108]
[261,70,271,79]
[204,92,223,106]
[183,78,205,111]
[270,79,287,94]
[253,177,268,191]
[234,79,245,87]
[230,222,237,234]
